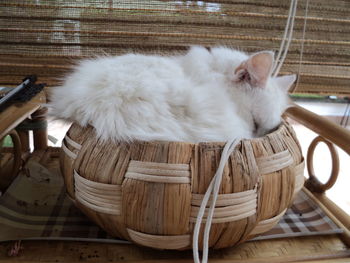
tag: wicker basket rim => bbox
[83,120,289,148]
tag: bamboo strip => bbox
[294,161,306,195]
[127,167,190,177]
[127,228,191,249]
[259,157,294,173]
[129,160,189,171]
[191,191,257,207]
[64,135,82,150]
[192,189,256,200]
[294,179,305,195]
[2,3,350,24]
[294,73,350,80]
[285,60,350,66]
[257,150,290,162]
[256,150,294,174]
[190,199,257,218]
[0,61,69,69]
[74,179,122,197]
[124,171,190,184]
[189,209,256,223]
[74,170,122,190]
[250,208,287,235]
[75,194,121,216]
[75,189,121,211]
[4,16,350,42]
[61,141,77,160]
[294,160,305,176]
[191,198,257,211]
[74,171,122,215]
[3,53,349,65]
[125,172,190,184]
[191,195,257,207]
[3,27,350,46]
[74,185,121,203]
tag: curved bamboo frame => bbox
[285,104,350,155]
[127,228,191,250]
[285,104,350,193]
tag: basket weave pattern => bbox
[60,121,304,250]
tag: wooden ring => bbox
[0,130,22,180]
[8,130,22,177]
[305,136,339,193]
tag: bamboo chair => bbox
[0,1,349,262]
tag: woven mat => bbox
[0,158,343,243]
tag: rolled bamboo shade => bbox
[1,0,349,95]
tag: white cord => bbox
[272,0,295,74]
[292,0,310,92]
[193,139,239,263]
[192,2,300,262]
[273,0,298,77]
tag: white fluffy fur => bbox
[49,46,296,143]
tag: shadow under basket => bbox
[60,120,304,250]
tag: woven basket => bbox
[60,120,304,250]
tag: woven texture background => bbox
[0,0,349,94]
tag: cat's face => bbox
[232,51,296,137]
[250,75,295,137]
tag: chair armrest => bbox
[285,103,350,193]
[0,91,46,139]
[285,104,350,155]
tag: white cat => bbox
[48,46,296,143]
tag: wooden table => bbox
[0,234,349,262]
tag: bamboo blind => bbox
[0,0,349,95]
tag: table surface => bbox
[0,235,349,263]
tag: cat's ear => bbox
[276,74,297,92]
[234,51,274,88]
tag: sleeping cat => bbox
[48,46,296,143]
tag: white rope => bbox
[192,2,300,262]
[292,0,310,92]
[273,0,298,77]
[192,139,239,263]
[272,0,295,74]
